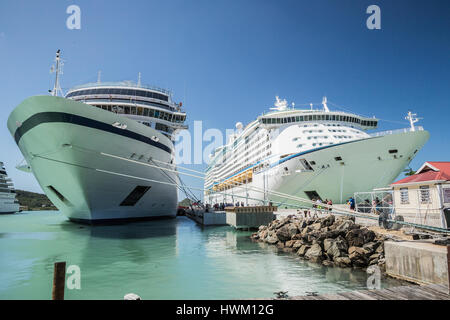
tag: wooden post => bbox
[52,261,66,300]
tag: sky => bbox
[0,0,449,200]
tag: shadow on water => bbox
[59,216,178,239]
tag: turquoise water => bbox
[0,211,404,300]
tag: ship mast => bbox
[50,49,63,97]
[405,111,421,132]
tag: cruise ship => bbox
[0,162,20,214]
[204,97,429,207]
[7,51,187,223]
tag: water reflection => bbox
[0,212,405,299]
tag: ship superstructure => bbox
[0,162,20,214]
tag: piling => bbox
[52,261,66,300]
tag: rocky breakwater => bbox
[251,215,386,270]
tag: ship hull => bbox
[7,96,178,223]
[206,130,429,207]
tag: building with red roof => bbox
[391,162,450,229]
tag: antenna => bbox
[97,70,101,83]
[322,96,330,112]
[50,49,64,97]
[405,111,422,132]
[270,96,288,111]
[310,103,313,111]
[137,72,141,87]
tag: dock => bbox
[225,205,276,229]
[185,208,227,226]
[282,284,449,300]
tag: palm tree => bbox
[403,167,416,176]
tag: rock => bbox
[297,244,310,257]
[276,225,291,241]
[348,246,368,267]
[375,242,384,253]
[305,243,323,262]
[323,239,334,252]
[369,253,380,261]
[322,260,334,267]
[325,236,348,258]
[321,214,335,227]
[291,233,303,240]
[310,222,322,231]
[334,219,357,232]
[276,242,285,249]
[334,256,352,267]
[361,229,376,243]
[285,240,295,248]
[301,226,311,236]
[345,229,366,247]
[266,232,278,244]
[260,229,268,240]
[362,242,379,254]
[292,240,303,249]
[287,224,299,237]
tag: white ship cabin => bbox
[205,97,378,192]
[0,162,18,200]
[65,81,187,139]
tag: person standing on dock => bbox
[349,197,355,211]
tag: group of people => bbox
[211,202,246,211]
[297,198,333,218]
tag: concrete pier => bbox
[384,241,449,287]
[226,206,276,229]
[185,209,227,226]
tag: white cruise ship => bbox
[204,97,429,207]
[7,51,187,223]
[0,162,20,214]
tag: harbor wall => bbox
[385,241,449,287]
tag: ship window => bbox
[124,106,130,114]
[389,149,398,154]
[143,108,149,116]
[155,123,169,132]
[137,107,143,116]
[120,186,151,206]
[334,156,342,161]
[310,161,316,165]
[154,110,160,118]
[46,185,72,207]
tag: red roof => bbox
[392,161,450,185]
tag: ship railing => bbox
[70,81,172,96]
[369,126,424,137]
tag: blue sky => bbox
[0,0,449,199]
